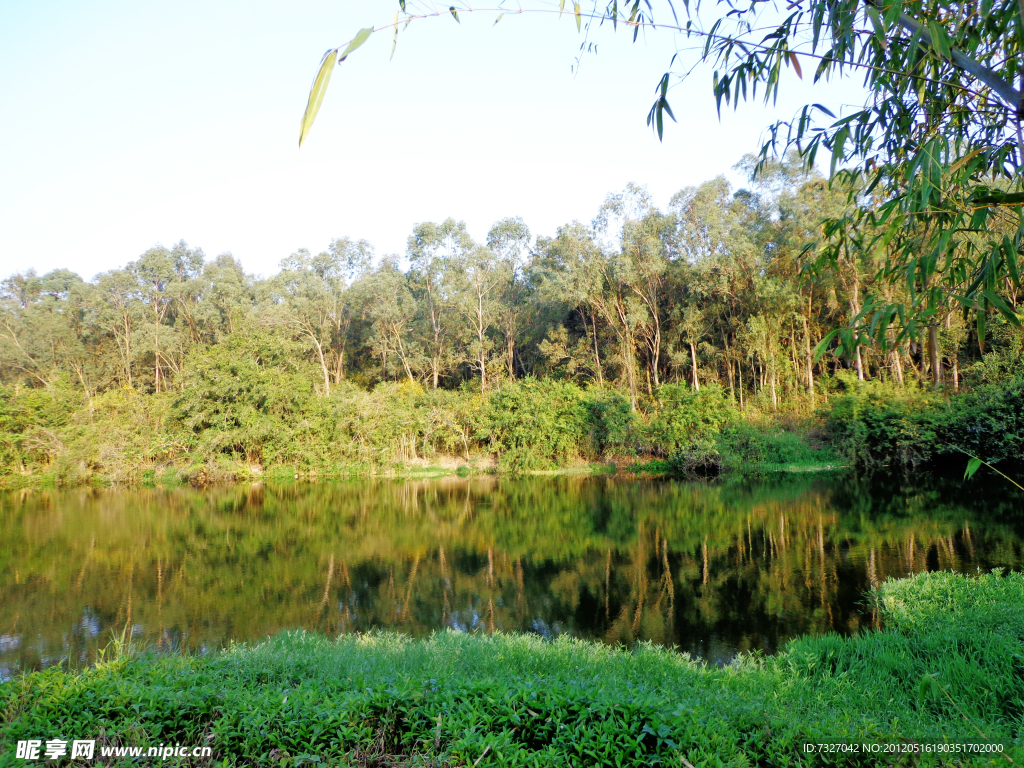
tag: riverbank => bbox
[5,371,1024,489]
[2,571,1020,766]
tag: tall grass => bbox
[1,572,1021,766]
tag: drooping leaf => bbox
[574,2,582,31]
[298,49,338,148]
[788,52,802,79]
[391,12,399,60]
[964,457,983,480]
[812,329,840,361]
[339,27,373,62]
[449,6,460,23]
[494,12,504,25]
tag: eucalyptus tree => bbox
[0,270,91,391]
[595,184,671,391]
[361,256,421,383]
[486,217,532,379]
[93,268,142,389]
[271,238,372,395]
[165,241,208,348]
[541,220,647,408]
[202,254,254,337]
[407,219,470,389]
[130,244,198,393]
[450,243,511,393]
[668,178,760,399]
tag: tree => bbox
[361,257,421,383]
[407,219,469,390]
[94,268,141,389]
[452,243,510,393]
[270,238,372,395]
[486,217,532,379]
[301,0,1024,383]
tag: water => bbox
[1,472,1021,676]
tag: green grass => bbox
[2,572,1022,766]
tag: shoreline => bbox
[1,571,1020,766]
[0,457,851,491]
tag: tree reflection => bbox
[0,474,1020,674]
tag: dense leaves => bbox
[1,168,1020,484]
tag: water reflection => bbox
[1,473,1021,674]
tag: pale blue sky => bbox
[0,0,868,279]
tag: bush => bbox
[478,378,587,473]
[645,383,735,473]
[172,329,315,467]
[718,422,839,470]
[824,373,1024,470]
[0,376,82,482]
[581,387,635,457]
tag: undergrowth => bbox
[1,572,1022,766]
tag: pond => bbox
[1,472,1021,676]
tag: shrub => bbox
[478,378,586,473]
[172,329,315,466]
[824,372,1024,470]
[581,387,635,457]
[717,421,838,470]
[645,383,735,473]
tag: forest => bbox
[1,158,1022,485]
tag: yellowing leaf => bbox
[574,1,581,31]
[339,27,373,62]
[391,11,399,60]
[299,49,337,148]
[788,52,802,79]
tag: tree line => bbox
[2,158,1005,413]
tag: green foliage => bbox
[645,383,735,473]
[826,373,1024,469]
[2,572,1021,766]
[717,422,839,471]
[581,387,635,457]
[172,329,315,466]
[479,378,587,473]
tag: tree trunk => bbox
[724,338,735,401]
[689,342,700,391]
[891,347,905,386]
[928,323,942,388]
[802,316,815,406]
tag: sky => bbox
[0,0,869,281]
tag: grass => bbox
[2,572,1022,766]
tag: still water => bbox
[1,473,1021,676]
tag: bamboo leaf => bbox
[1005,237,1022,288]
[788,52,802,79]
[339,27,373,62]
[298,49,338,148]
[964,457,983,480]
[574,2,582,31]
[391,12,399,60]
[812,329,840,361]
[449,6,460,22]
[493,12,504,25]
